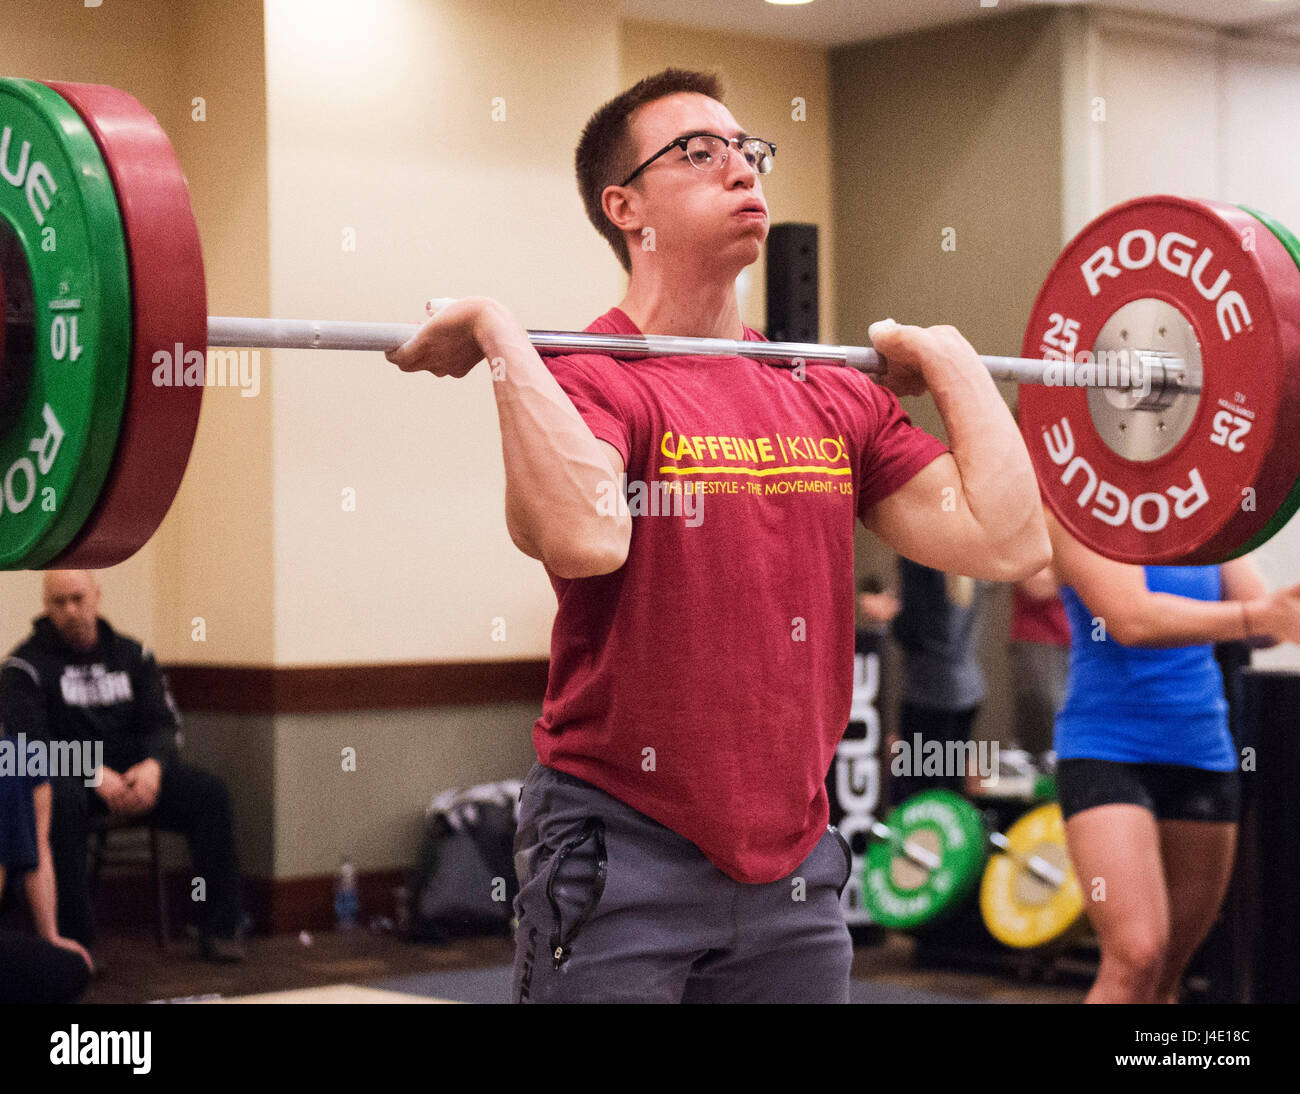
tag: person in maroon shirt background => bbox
[387,68,1049,1003]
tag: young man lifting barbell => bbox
[386,68,1048,1004]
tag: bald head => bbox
[42,570,102,651]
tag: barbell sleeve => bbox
[873,819,1066,890]
[205,316,1194,393]
[870,822,945,873]
[988,830,1066,889]
[206,317,420,353]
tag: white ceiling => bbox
[617,0,1300,47]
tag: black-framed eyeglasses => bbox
[618,133,776,187]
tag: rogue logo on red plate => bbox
[1019,195,1300,564]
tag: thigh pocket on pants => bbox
[543,817,607,969]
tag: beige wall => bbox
[830,9,1067,745]
[161,0,275,666]
[1094,17,1221,211]
[621,20,836,341]
[830,8,1065,371]
[255,0,624,876]
[273,702,538,877]
[263,0,623,665]
[170,711,276,878]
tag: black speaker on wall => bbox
[766,222,818,343]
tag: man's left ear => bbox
[602,185,641,236]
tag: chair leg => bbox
[148,828,169,950]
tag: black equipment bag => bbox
[406,780,522,942]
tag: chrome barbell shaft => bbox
[206,316,1195,393]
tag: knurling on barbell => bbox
[3,78,1300,569]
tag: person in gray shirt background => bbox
[889,557,989,804]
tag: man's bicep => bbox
[598,440,624,480]
[862,456,976,571]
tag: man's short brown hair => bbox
[575,68,724,273]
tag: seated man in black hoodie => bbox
[0,571,245,963]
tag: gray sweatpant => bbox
[510,763,854,1003]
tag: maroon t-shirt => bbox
[1010,588,1071,646]
[534,308,947,883]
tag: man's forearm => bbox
[481,313,631,577]
[926,357,1045,568]
[1017,565,1059,601]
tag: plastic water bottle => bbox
[334,857,359,932]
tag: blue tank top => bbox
[1056,566,1234,770]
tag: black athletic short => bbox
[1055,758,1240,823]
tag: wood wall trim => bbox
[246,870,409,934]
[162,660,550,713]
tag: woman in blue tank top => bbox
[1049,511,1300,1004]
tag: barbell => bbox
[3,77,1300,569]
